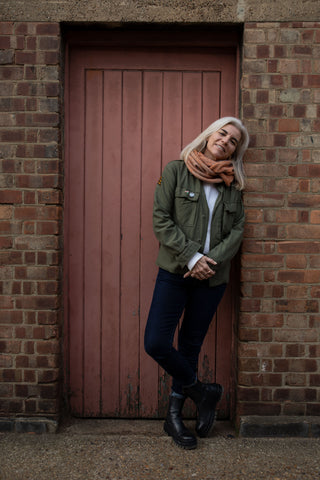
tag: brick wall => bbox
[0,22,62,418]
[0,20,319,421]
[239,22,320,417]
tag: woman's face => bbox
[205,124,242,161]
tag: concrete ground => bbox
[1,419,320,480]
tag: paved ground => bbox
[1,420,320,480]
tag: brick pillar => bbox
[0,22,62,418]
[239,22,320,418]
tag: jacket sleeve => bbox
[209,199,245,268]
[153,162,201,268]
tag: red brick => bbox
[238,358,260,372]
[269,105,285,117]
[287,285,309,298]
[274,209,297,222]
[274,45,287,57]
[273,134,287,146]
[240,313,283,328]
[14,23,29,35]
[286,255,308,269]
[289,164,320,177]
[16,356,29,368]
[38,36,59,50]
[306,404,320,415]
[261,329,273,342]
[239,328,259,341]
[238,387,260,402]
[278,241,320,254]
[267,60,278,73]
[15,296,59,310]
[38,311,58,325]
[256,90,269,103]
[237,403,281,416]
[0,354,13,368]
[291,75,304,87]
[0,237,13,249]
[293,105,306,117]
[278,270,320,283]
[24,371,36,383]
[242,254,284,268]
[0,384,13,397]
[307,75,320,87]
[286,345,306,357]
[310,375,320,386]
[15,385,29,397]
[0,251,23,265]
[285,373,307,386]
[278,119,300,132]
[15,51,37,64]
[270,75,284,86]
[14,206,62,220]
[0,190,23,204]
[36,23,60,35]
[0,23,14,34]
[288,194,320,208]
[0,326,13,338]
[289,359,318,372]
[38,370,59,383]
[274,359,289,372]
[287,224,320,239]
[38,399,59,414]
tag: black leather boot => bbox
[183,380,223,438]
[164,395,197,449]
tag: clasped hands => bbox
[183,255,217,281]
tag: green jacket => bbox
[153,160,245,286]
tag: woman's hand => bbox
[183,256,217,280]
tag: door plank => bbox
[119,71,142,416]
[203,72,221,129]
[181,72,203,145]
[68,63,86,416]
[101,71,123,416]
[83,70,104,415]
[162,72,183,165]
[139,71,164,417]
[158,71,184,415]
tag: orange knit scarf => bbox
[185,150,235,187]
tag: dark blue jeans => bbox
[144,268,226,395]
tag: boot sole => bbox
[164,422,197,450]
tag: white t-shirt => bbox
[187,183,219,271]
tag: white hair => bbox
[180,117,249,190]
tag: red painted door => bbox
[65,32,240,418]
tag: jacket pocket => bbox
[174,187,200,227]
[222,202,238,235]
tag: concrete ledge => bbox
[0,417,58,434]
[239,416,320,438]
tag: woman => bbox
[144,117,249,449]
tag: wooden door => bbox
[65,32,240,418]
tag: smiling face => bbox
[204,123,242,161]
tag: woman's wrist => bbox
[187,252,203,271]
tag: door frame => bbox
[63,26,242,419]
